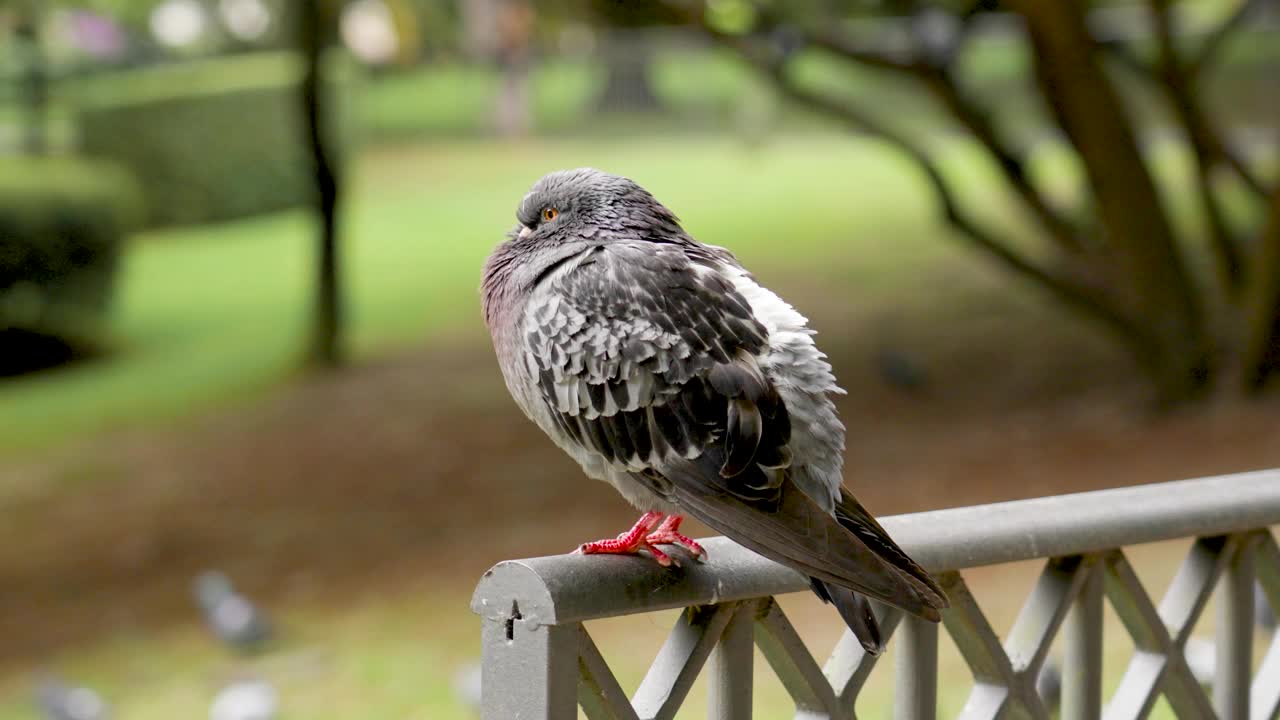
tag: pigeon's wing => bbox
[521,240,772,472]
[523,241,947,621]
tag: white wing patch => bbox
[719,265,844,396]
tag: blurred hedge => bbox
[0,155,141,367]
[74,51,357,228]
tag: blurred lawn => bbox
[0,134,1011,454]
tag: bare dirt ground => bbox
[2,284,1279,672]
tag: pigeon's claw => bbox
[576,510,674,565]
[646,515,707,562]
[575,512,706,567]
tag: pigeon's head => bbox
[513,168,680,244]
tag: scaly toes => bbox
[646,531,707,563]
[574,537,678,567]
[643,542,676,567]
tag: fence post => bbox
[480,610,579,719]
[1062,562,1103,720]
[1215,535,1256,720]
[895,616,938,720]
[708,603,755,719]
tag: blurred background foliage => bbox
[0,0,1278,718]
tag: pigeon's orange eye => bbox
[542,207,559,222]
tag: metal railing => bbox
[471,470,1280,719]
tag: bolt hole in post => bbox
[506,601,521,642]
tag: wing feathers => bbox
[521,241,947,631]
[722,398,762,478]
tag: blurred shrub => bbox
[75,51,358,228]
[0,155,141,371]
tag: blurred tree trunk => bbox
[1007,0,1211,399]
[494,0,534,136]
[16,0,48,156]
[588,0,681,114]
[595,28,661,113]
[299,0,343,367]
[1242,182,1280,391]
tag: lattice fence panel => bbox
[567,529,1280,720]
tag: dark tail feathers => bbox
[810,491,950,654]
[810,578,884,654]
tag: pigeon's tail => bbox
[800,489,949,655]
[810,578,884,654]
[833,488,949,607]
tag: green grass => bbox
[0,587,481,720]
[0,134,996,454]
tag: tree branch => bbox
[1187,0,1264,78]
[690,23,1163,369]
[1009,0,1212,396]
[1097,35,1158,80]
[1098,3,1269,202]
[757,4,1086,254]
[916,65,1085,253]
[1241,182,1280,391]
[1180,0,1271,200]
[1148,0,1243,295]
[805,24,917,72]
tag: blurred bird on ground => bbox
[193,570,272,654]
[35,674,108,720]
[209,678,278,720]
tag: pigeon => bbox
[481,168,948,654]
[193,570,272,654]
[209,678,278,720]
[35,675,109,720]
[875,347,930,393]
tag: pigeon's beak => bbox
[519,225,533,239]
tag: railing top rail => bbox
[472,470,1280,626]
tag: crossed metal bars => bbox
[472,470,1280,719]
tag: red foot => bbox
[575,512,707,566]
[646,515,707,562]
